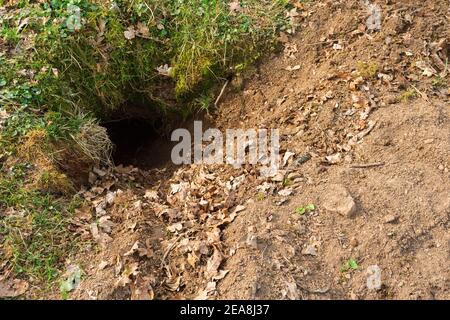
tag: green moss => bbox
[357,61,379,79]
[397,87,418,102]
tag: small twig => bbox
[350,162,385,169]
[305,39,336,46]
[214,80,229,108]
[410,85,429,102]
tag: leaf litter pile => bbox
[66,162,259,299]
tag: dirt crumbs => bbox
[44,0,449,300]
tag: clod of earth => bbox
[321,185,357,218]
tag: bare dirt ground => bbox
[49,0,449,300]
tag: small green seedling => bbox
[340,258,359,272]
[295,204,316,215]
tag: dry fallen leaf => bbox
[212,269,229,281]
[156,64,173,77]
[228,1,242,14]
[131,277,155,300]
[115,262,139,287]
[136,22,150,38]
[144,190,159,201]
[282,279,299,300]
[205,248,223,279]
[326,153,342,164]
[187,252,199,268]
[124,241,140,256]
[282,151,295,167]
[415,61,436,77]
[286,8,299,18]
[194,281,217,300]
[98,215,114,234]
[283,43,298,59]
[164,276,182,291]
[167,222,183,233]
[0,279,29,298]
[233,205,246,213]
[124,26,136,40]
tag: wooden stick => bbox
[215,80,229,108]
[350,162,385,169]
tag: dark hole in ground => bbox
[103,118,175,168]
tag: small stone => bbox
[246,235,258,249]
[234,205,246,213]
[325,153,342,164]
[98,260,109,270]
[366,265,382,291]
[350,237,359,247]
[271,172,285,182]
[384,214,398,224]
[424,138,434,144]
[438,165,444,171]
[199,199,209,210]
[278,188,293,197]
[386,95,397,104]
[322,184,357,218]
[275,198,289,206]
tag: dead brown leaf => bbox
[0,278,29,298]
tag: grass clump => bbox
[432,76,448,88]
[0,165,79,283]
[397,87,418,103]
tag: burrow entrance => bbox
[101,97,217,169]
[103,118,176,168]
